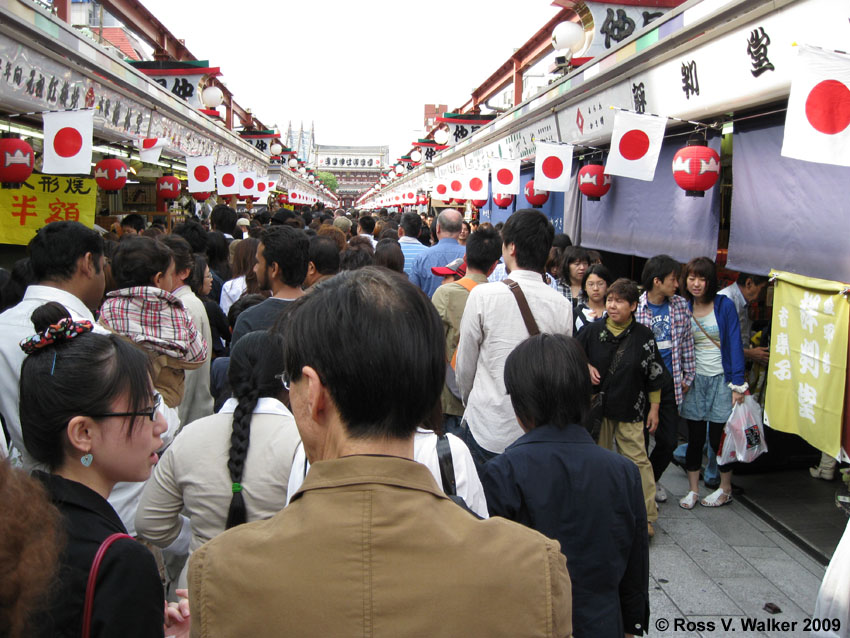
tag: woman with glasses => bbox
[135,331,300,589]
[573,264,613,334]
[19,302,189,638]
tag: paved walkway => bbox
[650,467,828,637]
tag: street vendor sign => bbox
[0,174,96,245]
[765,270,849,457]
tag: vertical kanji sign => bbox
[0,173,96,244]
[765,270,849,457]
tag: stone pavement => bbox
[649,467,828,638]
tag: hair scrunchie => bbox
[19,318,94,354]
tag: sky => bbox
[138,0,561,162]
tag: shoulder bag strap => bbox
[455,277,479,293]
[693,313,722,349]
[502,279,540,336]
[436,433,457,496]
[82,532,134,638]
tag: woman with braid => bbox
[135,331,300,589]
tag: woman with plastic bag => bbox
[678,257,747,509]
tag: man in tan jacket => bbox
[189,267,572,638]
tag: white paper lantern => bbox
[552,21,585,54]
[201,85,224,108]
[433,129,449,145]
[270,142,283,155]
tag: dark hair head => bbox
[206,231,231,279]
[260,226,309,288]
[374,239,404,273]
[501,209,554,273]
[348,235,375,255]
[400,212,422,238]
[0,258,35,312]
[552,233,572,250]
[227,293,266,329]
[20,306,154,470]
[111,236,173,288]
[358,215,376,235]
[224,331,287,529]
[210,205,238,235]
[681,257,719,302]
[157,235,194,276]
[282,268,443,439]
[316,225,347,253]
[606,278,640,305]
[188,254,208,296]
[557,246,591,284]
[582,263,613,291]
[309,236,341,276]
[465,226,502,272]
[641,254,681,293]
[173,221,208,254]
[505,334,591,430]
[339,245,374,271]
[230,238,259,279]
[120,214,146,233]
[736,271,769,286]
[28,221,104,283]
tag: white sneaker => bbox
[655,485,668,503]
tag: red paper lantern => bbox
[156,175,181,200]
[524,180,549,208]
[493,193,513,209]
[672,139,720,197]
[577,164,612,201]
[192,192,211,201]
[0,136,35,188]
[471,199,488,208]
[94,158,128,193]
[451,198,467,206]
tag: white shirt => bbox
[489,261,560,291]
[284,428,489,519]
[456,270,574,453]
[220,276,247,316]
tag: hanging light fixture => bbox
[433,128,449,145]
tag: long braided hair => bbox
[225,330,287,529]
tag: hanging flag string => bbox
[7,107,99,118]
[610,105,722,131]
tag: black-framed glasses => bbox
[89,394,162,421]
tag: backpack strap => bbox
[502,279,540,336]
[82,533,134,638]
[455,277,479,293]
[436,433,457,496]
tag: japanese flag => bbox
[490,158,521,194]
[605,111,668,181]
[466,170,489,200]
[215,164,239,195]
[137,137,167,163]
[781,45,850,166]
[239,172,256,198]
[447,173,468,200]
[42,110,93,174]
[432,178,450,201]
[267,178,277,192]
[187,155,215,193]
[534,142,574,191]
[255,175,268,199]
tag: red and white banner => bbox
[605,111,667,181]
[136,137,167,163]
[432,178,450,201]
[466,170,489,200]
[215,165,239,195]
[781,45,850,166]
[447,173,468,200]
[255,176,268,199]
[186,155,215,193]
[267,179,277,192]
[489,158,521,194]
[42,110,93,174]
[533,142,574,191]
[239,172,256,198]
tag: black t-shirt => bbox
[230,297,294,347]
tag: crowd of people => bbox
[0,202,773,637]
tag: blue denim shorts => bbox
[679,373,732,423]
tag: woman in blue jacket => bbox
[678,257,747,509]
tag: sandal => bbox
[701,488,733,507]
[679,491,699,510]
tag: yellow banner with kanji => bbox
[0,174,96,245]
[765,270,849,457]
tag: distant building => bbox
[312,144,390,208]
[424,104,448,131]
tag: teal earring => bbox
[80,453,93,467]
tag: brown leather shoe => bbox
[647,522,655,538]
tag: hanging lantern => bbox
[156,175,181,200]
[410,149,422,163]
[192,192,211,201]
[0,135,35,189]
[672,138,721,197]
[493,193,514,209]
[451,198,467,206]
[270,142,283,156]
[471,199,487,208]
[577,163,612,201]
[524,180,549,207]
[94,158,128,194]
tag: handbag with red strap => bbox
[82,533,133,638]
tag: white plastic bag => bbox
[716,395,768,464]
[812,517,850,637]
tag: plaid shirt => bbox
[555,280,587,304]
[99,286,207,363]
[635,292,694,405]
